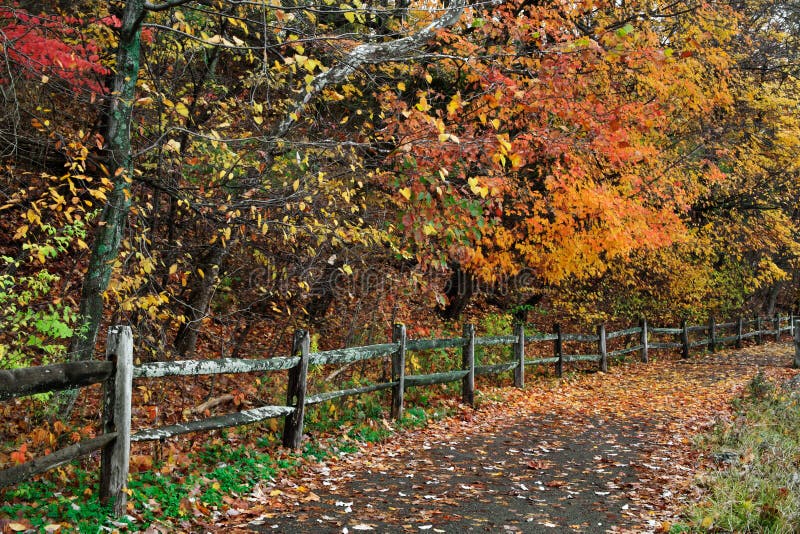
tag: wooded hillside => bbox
[0,0,797,374]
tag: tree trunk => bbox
[766,283,782,316]
[440,263,476,319]
[59,0,146,418]
[68,0,145,365]
[174,243,227,357]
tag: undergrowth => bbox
[0,397,447,532]
[676,369,800,533]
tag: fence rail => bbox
[2,313,799,517]
[0,361,113,401]
[0,326,133,516]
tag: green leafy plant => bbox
[0,219,88,371]
[1,440,297,532]
[476,313,513,366]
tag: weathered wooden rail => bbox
[2,314,799,517]
[0,326,133,516]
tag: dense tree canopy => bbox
[0,0,798,370]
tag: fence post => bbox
[100,325,133,517]
[640,317,648,363]
[282,330,310,449]
[708,317,716,353]
[794,319,800,368]
[775,314,781,342]
[681,319,690,359]
[598,324,608,372]
[391,324,406,420]
[461,323,475,407]
[513,323,525,388]
[554,324,563,378]
[736,317,743,348]
[756,315,763,345]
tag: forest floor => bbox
[214,343,798,534]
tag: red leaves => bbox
[526,459,551,470]
[9,443,27,465]
[0,7,111,94]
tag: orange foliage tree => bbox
[376,0,738,318]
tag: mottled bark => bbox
[57,0,149,419]
[69,0,146,365]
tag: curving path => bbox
[222,344,797,533]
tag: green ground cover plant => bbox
[0,397,449,532]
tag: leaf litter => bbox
[215,343,797,533]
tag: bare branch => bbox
[272,0,467,143]
[145,0,196,12]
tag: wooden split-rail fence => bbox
[2,314,800,515]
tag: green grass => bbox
[678,370,800,533]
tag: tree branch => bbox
[272,0,466,143]
[145,0,196,12]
